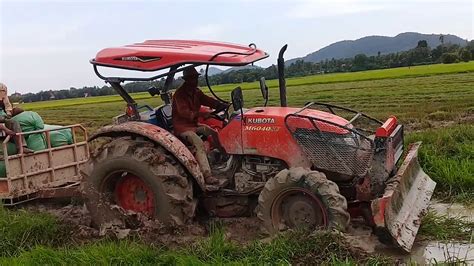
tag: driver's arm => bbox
[197,90,226,117]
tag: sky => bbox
[0,0,473,94]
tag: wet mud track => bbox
[23,200,474,264]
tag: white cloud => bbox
[287,0,472,19]
[177,24,225,40]
[287,0,389,19]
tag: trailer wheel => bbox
[256,167,350,234]
[83,137,195,226]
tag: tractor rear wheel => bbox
[256,168,350,234]
[83,137,195,226]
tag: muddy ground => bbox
[26,202,264,247]
[24,201,473,264]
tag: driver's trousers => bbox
[180,125,219,179]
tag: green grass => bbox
[406,125,474,202]
[0,226,391,265]
[209,61,474,92]
[20,61,474,111]
[419,211,474,242]
[0,207,69,257]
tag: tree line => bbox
[204,39,474,85]
[17,39,474,103]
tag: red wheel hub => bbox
[114,174,154,216]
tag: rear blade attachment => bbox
[371,142,436,252]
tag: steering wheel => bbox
[209,103,231,122]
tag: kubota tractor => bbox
[83,40,436,252]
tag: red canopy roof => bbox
[91,40,269,71]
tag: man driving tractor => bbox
[172,67,227,185]
[0,83,33,154]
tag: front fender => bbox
[90,122,207,191]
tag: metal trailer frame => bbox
[0,124,89,206]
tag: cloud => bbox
[286,0,472,19]
[175,24,225,40]
[287,0,389,19]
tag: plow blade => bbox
[371,142,436,252]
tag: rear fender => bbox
[89,122,207,191]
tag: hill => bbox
[198,65,262,76]
[288,32,467,63]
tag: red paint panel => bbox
[218,115,244,154]
[219,107,353,168]
[375,116,398,137]
[92,40,268,71]
[197,106,224,130]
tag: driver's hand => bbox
[219,102,230,110]
[202,112,212,120]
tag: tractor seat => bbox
[155,104,173,132]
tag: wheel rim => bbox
[114,173,155,217]
[271,188,328,231]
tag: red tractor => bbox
[84,40,435,252]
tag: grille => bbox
[288,117,374,177]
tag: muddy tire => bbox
[82,137,195,226]
[256,167,350,234]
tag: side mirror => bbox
[259,77,269,106]
[231,86,244,111]
[148,86,160,96]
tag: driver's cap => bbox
[182,67,200,80]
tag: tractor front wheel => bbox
[83,137,195,226]
[256,168,350,234]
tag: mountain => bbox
[197,65,262,76]
[207,67,224,76]
[222,65,262,73]
[198,66,224,76]
[288,32,467,64]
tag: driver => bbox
[172,67,227,185]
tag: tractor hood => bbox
[244,107,351,135]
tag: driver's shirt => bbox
[172,82,221,135]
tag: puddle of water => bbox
[409,241,474,264]
[346,200,473,264]
[430,200,474,222]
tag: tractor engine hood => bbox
[244,107,352,135]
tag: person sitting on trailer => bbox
[171,67,227,185]
[0,83,33,154]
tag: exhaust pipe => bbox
[278,45,288,107]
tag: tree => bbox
[411,41,431,64]
[353,54,369,70]
[467,40,474,58]
[431,45,444,62]
[417,40,428,48]
[459,49,471,62]
[441,53,459,64]
[439,34,444,45]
